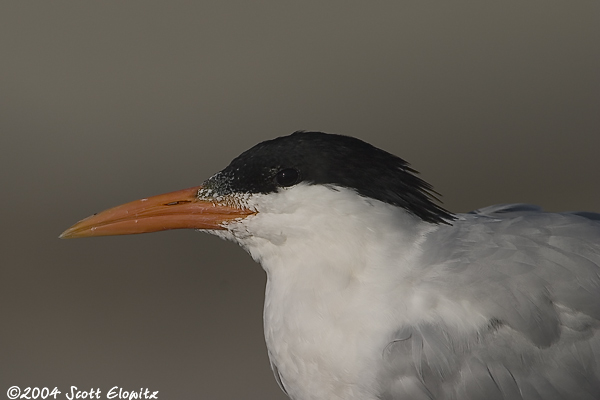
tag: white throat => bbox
[211,185,436,399]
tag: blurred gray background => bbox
[1,2,598,399]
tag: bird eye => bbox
[275,168,300,187]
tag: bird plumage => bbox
[384,205,600,400]
[214,181,600,399]
[205,133,600,399]
[62,131,600,399]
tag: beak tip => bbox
[59,228,75,239]
[59,221,89,239]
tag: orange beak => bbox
[59,186,255,239]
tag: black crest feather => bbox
[209,131,454,224]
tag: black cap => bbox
[204,131,454,224]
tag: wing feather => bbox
[383,205,600,399]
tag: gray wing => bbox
[381,205,600,400]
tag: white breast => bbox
[263,268,391,400]
[221,185,437,399]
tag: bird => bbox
[61,131,600,400]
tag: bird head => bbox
[60,131,453,245]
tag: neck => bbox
[220,186,438,399]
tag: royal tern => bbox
[61,131,600,400]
